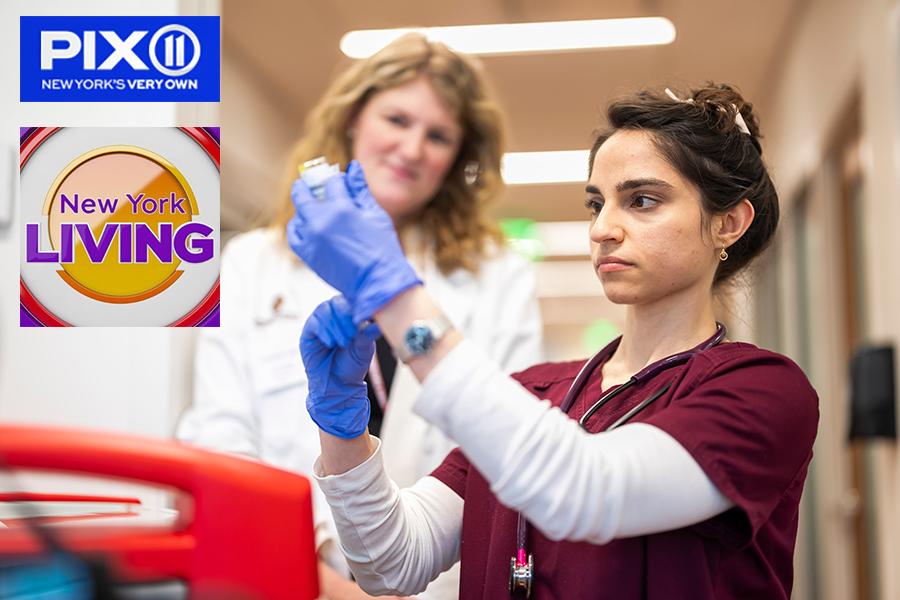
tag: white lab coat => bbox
[177,228,543,599]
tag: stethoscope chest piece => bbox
[509,553,534,598]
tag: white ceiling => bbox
[222,0,803,222]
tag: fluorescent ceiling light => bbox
[340,17,676,58]
[502,150,590,185]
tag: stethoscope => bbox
[508,323,728,598]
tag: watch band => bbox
[395,315,454,363]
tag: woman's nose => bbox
[398,129,426,161]
[589,206,624,243]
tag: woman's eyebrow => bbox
[616,178,674,192]
[585,178,674,195]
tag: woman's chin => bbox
[369,185,422,215]
[599,282,643,305]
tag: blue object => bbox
[300,296,381,439]
[0,551,94,599]
[287,160,422,325]
[406,324,436,355]
[20,16,220,102]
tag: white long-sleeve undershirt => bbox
[316,443,463,596]
[315,340,732,595]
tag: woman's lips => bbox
[596,256,634,273]
[597,262,633,273]
[385,163,417,181]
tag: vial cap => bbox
[299,157,340,191]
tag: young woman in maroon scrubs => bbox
[289,83,820,599]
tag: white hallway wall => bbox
[0,0,217,503]
[762,0,900,598]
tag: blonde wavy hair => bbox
[270,32,506,274]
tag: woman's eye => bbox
[428,131,452,146]
[584,197,603,215]
[631,195,659,209]
[387,114,409,127]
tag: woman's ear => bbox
[715,198,755,248]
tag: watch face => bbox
[405,324,434,355]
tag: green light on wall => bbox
[500,218,543,261]
[583,319,620,353]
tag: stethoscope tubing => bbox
[510,323,727,598]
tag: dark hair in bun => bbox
[590,82,778,286]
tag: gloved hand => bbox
[287,160,422,325]
[300,296,381,439]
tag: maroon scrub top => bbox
[431,340,819,600]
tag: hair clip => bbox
[664,88,751,136]
[664,87,692,104]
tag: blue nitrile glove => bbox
[287,160,422,325]
[301,296,381,439]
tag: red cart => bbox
[0,424,319,599]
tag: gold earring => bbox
[719,247,729,261]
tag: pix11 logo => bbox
[20,127,220,327]
[20,16,219,102]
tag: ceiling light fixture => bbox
[340,17,676,58]
[501,150,590,185]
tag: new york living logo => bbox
[19,127,221,327]
[20,16,220,102]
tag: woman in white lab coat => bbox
[177,33,542,600]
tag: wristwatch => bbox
[395,315,454,363]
